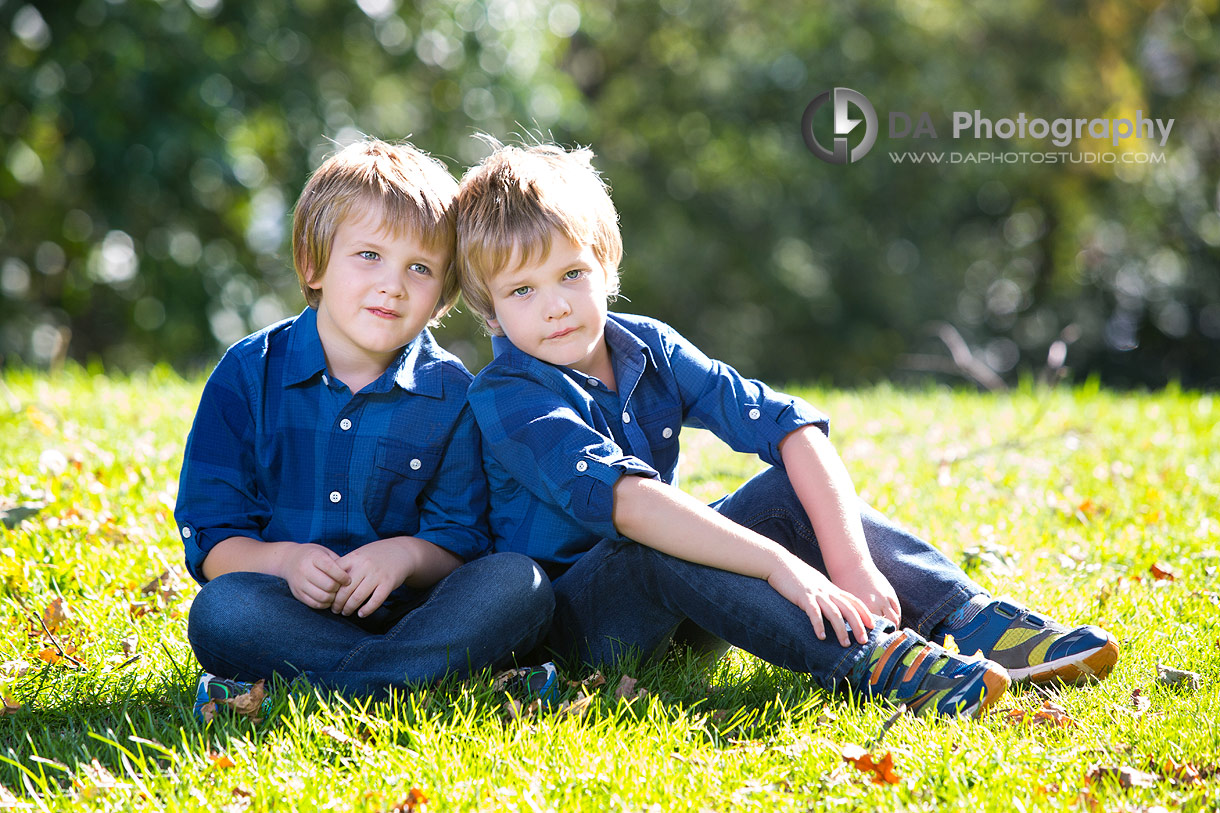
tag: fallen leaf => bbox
[319,724,369,750]
[36,645,79,666]
[615,675,649,701]
[1148,562,1178,581]
[557,692,594,719]
[198,701,217,723]
[211,679,267,723]
[207,751,236,770]
[502,698,523,721]
[2,696,20,715]
[231,785,254,798]
[841,743,902,785]
[1130,688,1151,717]
[119,634,138,656]
[1155,663,1201,691]
[1161,758,1203,786]
[41,597,69,632]
[0,660,30,678]
[381,787,428,813]
[1087,764,1158,789]
[1002,700,1077,728]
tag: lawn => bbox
[0,367,1217,812]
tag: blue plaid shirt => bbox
[467,312,829,570]
[176,307,490,586]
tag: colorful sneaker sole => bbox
[1009,636,1119,684]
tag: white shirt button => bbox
[339,418,352,431]
[748,408,761,420]
[409,458,422,470]
[181,526,191,539]
[575,460,589,472]
[322,374,330,386]
[586,378,598,387]
[329,491,342,503]
[622,412,631,423]
[662,427,673,439]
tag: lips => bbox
[366,306,399,319]
[546,327,577,340]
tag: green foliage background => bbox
[2,0,1219,386]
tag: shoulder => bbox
[413,329,475,388]
[607,311,691,355]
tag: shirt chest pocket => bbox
[365,438,441,532]
[636,406,682,475]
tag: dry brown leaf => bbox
[1002,700,1077,728]
[231,785,254,798]
[41,597,69,633]
[502,698,523,721]
[1130,688,1151,717]
[1155,663,1201,691]
[0,660,30,678]
[841,744,902,785]
[615,675,649,702]
[1148,562,1178,581]
[557,692,594,718]
[380,787,428,813]
[2,696,20,715]
[1087,764,1158,789]
[36,645,79,666]
[207,751,236,770]
[319,724,362,747]
[198,701,218,723]
[213,679,267,723]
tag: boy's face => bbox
[309,206,447,376]
[488,230,614,381]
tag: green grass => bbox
[1,366,1218,811]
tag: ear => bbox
[486,317,501,333]
[304,265,323,291]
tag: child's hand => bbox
[767,557,874,647]
[281,543,351,609]
[330,538,415,617]
[833,565,902,627]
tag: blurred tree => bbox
[1,0,1217,387]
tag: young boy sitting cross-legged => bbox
[452,140,1119,719]
[176,138,553,716]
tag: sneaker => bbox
[946,599,1118,685]
[497,662,561,707]
[852,629,1009,719]
[194,672,272,723]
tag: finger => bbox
[888,597,902,625]
[293,583,331,609]
[804,599,827,641]
[340,575,376,616]
[357,583,392,618]
[816,595,851,647]
[315,555,351,586]
[330,578,357,613]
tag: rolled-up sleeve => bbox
[469,367,658,541]
[175,353,272,583]
[662,323,829,467]
[414,404,493,560]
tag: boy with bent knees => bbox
[453,142,1118,719]
[176,139,552,714]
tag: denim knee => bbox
[469,552,555,636]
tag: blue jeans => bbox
[188,552,554,696]
[548,467,984,690]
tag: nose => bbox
[378,267,407,297]
[543,291,571,320]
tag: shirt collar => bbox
[282,308,443,398]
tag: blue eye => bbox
[512,286,531,297]
[358,250,379,261]
[410,263,432,276]
[563,269,583,281]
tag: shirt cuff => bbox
[180,522,264,585]
[748,396,831,468]
[415,527,491,561]
[570,452,659,540]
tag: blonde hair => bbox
[291,138,460,319]
[455,140,622,335]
